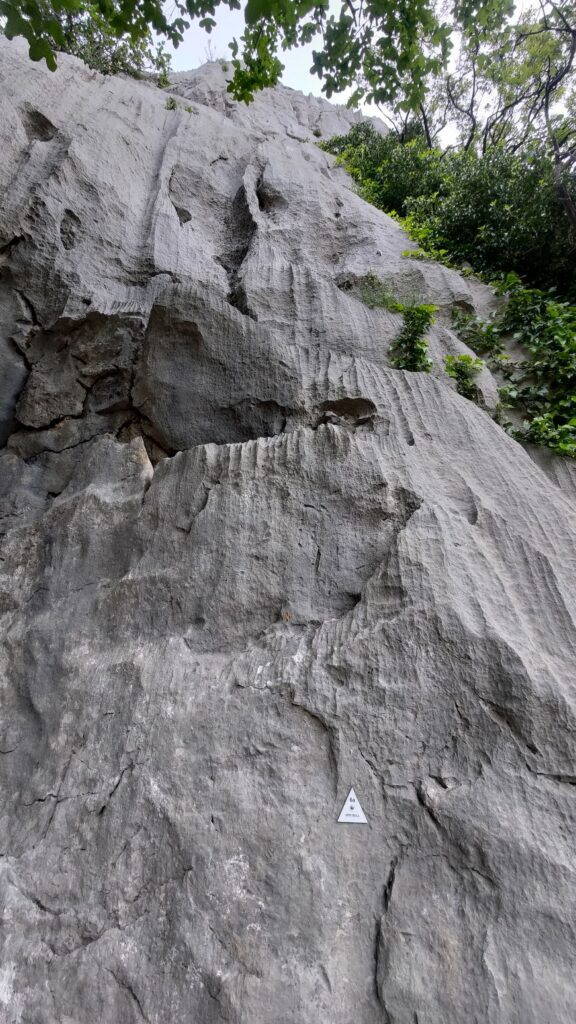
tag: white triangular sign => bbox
[338,787,368,824]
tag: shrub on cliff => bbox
[321,124,576,299]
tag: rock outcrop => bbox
[1,39,575,1024]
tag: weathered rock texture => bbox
[1,39,576,1024]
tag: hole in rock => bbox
[19,105,58,142]
[173,205,192,226]
[227,283,257,320]
[315,397,377,428]
[256,179,289,214]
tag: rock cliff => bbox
[1,38,576,1024]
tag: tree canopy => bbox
[0,0,513,103]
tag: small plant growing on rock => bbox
[165,96,178,110]
[444,353,484,400]
[389,304,435,372]
[355,274,404,312]
[343,273,434,373]
[451,307,503,362]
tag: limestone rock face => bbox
[1,39,576,1024]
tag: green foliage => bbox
[321,123,444,218]
[1,0,513,107]
[406,148,576,297]
[0,0,172,78]
[324,124,575,456]
[343,272,435,372]
[157,58,170,88]
[165,96,178,110]
[451,308,504,359]
[340,273,404,312]
[389,304,436,372]
[444,353,484,400]
[343,273,435,371]
[454,282,576,455]
[522,415,576,457]
[497,286,576,455]
[322,124,576,297]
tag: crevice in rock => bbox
[105,969,149,1023]
[383,857,398,913]
[372,916,392,1022]
[430,775,449,789]
[97,762,134,816]
[219,396,381,445]
[31,751,74,849]
[0,235,24,265]
[13,286,40,327]
[223,398,290,441]
[0,336,30,446]
[227,281,257,319]
[414,782,443,831]
[14,399,88,437]
[173,204,192,225]
[215,184,258,319]
[117,418,176,466]
[21,888,64,916]
[373,916,383,1007]
[19,104,58,142]
[359,750,381,784]
[529,770,576,786]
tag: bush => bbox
[456,281,576,456]
[407,148,576,298]
[444,354,484,400]
[498,286,576,455]
[321,123,444,218]
[343,272,435,372]
[322,124,576,456]
[389,304,435,372]
[322,125,576,299]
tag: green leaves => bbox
[461,281,576,456]
[1,0,175,79]
[0,0,510,109]
[444,353,484,399]
[389,303,436,372]
[339,269,435,372]
[29,35,58,66]
[322,121,576,456]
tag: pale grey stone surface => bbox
[0,37,575,1024]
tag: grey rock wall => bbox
[1,38,575,1024]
